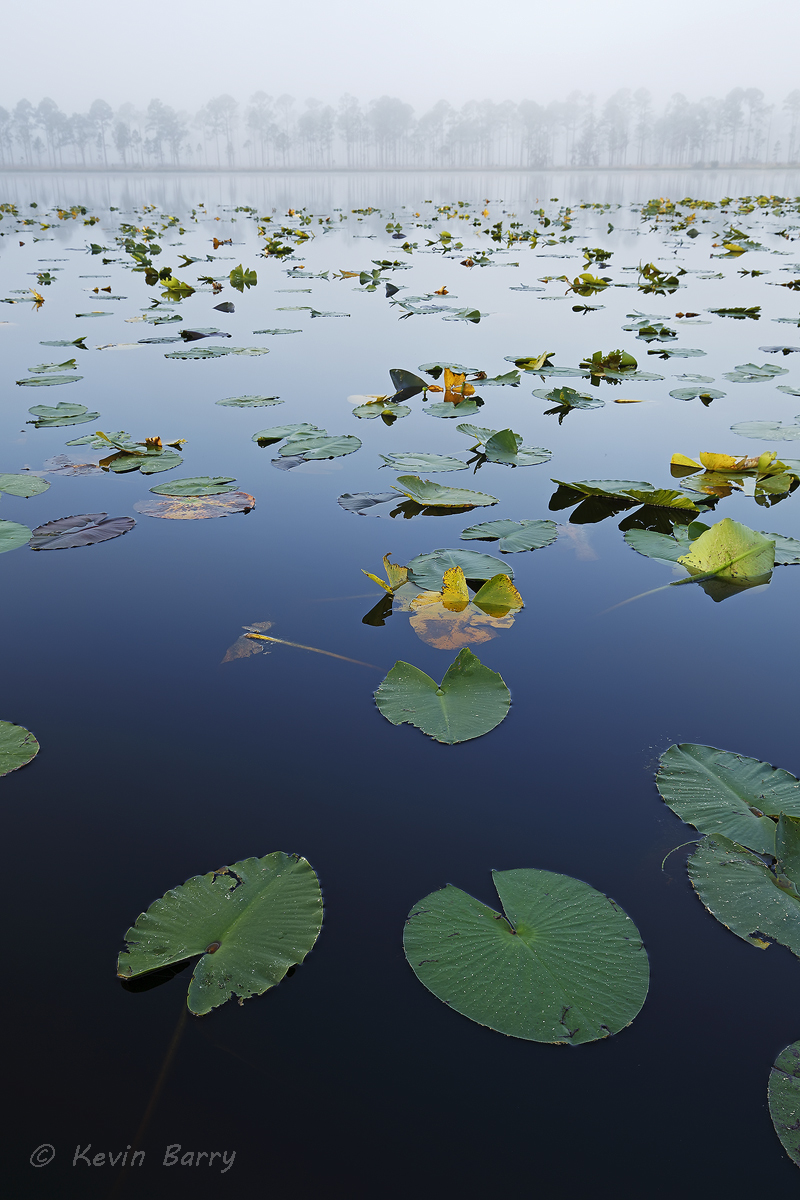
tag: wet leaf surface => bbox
[29,512,135,549]
[134,492,255,519]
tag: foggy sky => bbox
[4,0,797,112]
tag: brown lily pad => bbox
[133,491,255,520]
[30,513,135,550]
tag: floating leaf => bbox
[777,385,800,398]
[669,386,726,401]
[769,1041,800,1168]
[461,519,558,553]
[164,345,230,359]
[27,402,100,428]
[117,852,322,1016]
[0,473,50,498]
[0,520,32,555]
[394,476,498,509]
[27,359,78,373]
[655,743,800,855]
[723,363,789,383]
[406,548,512,591]
[688,834,800,954]
[16,374,81,387]
[424,401,483,419]
[252,423,323,445]
[217,396,282,408]
[222,621,274,662]
[149,476,238,497]
[408,599,516,649]
[252,328,301,335]
[677,518,775,589]
[730,419,800,442]
[404,868,649,1042]
[374,647,510,744]
[623,525,698,565]
[532,385,604,410]
[709,306,761,319]
[764,532,800,564]
[337,491,402,516]
[134,492,255,520]
[0,720,39,777]
[361,553,408,595]
[229,264,257,291]
[29,513,135,550]
[380,452,467,473]
[279,433,362,460]
[41,454,102,477]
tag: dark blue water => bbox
[4,170,800,1197]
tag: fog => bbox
[3,0,797,112]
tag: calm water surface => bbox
[4,169,800,1197]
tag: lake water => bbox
[4,169,800,1197]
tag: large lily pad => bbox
[687,833,800,954]
[769,1041,800,1167]
[395,476,498,509]
[675,518,775,597]
[380,452,467,473]
[655,743,800,855]
[150,476,238,497]
[406,548,512,590]
[730,418,800,442]
[424,401,484,419]
[16,374,82,387]
[0,473,49,499]
[134,493,255,519]
[0,720,40,777]
[253,423,323,444]
[27,402,100,428]
[30,513,135,550]
[375,647,510,744]
[460,519,559,553]
[723,363,789,383]
[0,520,32,554]
[117,852,323,1016]
[404,868,649,1043]
[279,433,361,460]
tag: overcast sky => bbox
[3,0,798,112]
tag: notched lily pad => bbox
[149,476,238,497]
[0,473,50,498]
[27,402,100,428]
[460,519,559,553]
[375,647,510,744]
[395,476,498,509]
[769,1041,800,1168]
[29,513,135,550]
[0,520,32,555]
[404,868,649,1042]
[117,852,323,1016]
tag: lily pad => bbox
[777,385,800,398]
[676,518,775,596]
[763,532,800,564]
[395,476,498,509]
[730,419,800,442]
[134,492,255,519]
[279,433,361,460]
[16,374,82,387]
[424,401,484,419]
[688,833,800,954]
[27,402,100,428]
[117,852,323,1016]
[406,548,512,591]
[217,396,282,408]
[623,526,697,565]
[29,513,135,550]
[404,868,649,1042]
[0,473,50,498]
[655,743,800,855]
[149,476,238,497]
[253,423,323,445]
[375,647,510,744]
[769,1041,800,1168]
[380,452,467,473]
[532,386,604,410]
[0,520,32,554]
[0,720,39,777]
[669,387,726,401]
[723,363,789,383]
[460,519,559,553]
[337,491,402,516]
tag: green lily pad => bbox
[0,473,50,498]
[723,363,790,383]
[532,385,604,409]
[217,396,283,408]
[0,720,40,777]
[763,532,800,564]
[16,374,82,387]
[395,476,499,509]
[730,419,800,441]
[669,387,727,401]
[676,518,775,594]
[688,832,800,954]
[253,423,323,445]
[769,1041,800,1167]
[623,526,697,564]
[406,548,512,590]
[117,852,322,1016]
[424,401,484,419]
[777,386,800,398]
[27,402,100,428]
[353,402,411,420]
[380,452,467,473]
[404,868,649,1042]
[655,743,800,855]
[461,519,559,553]
[374,647,510,744]
[0,520,32,554]
[150,476,238,497]
[164,345,230,359]
[279,433,361,460]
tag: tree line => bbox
[2,89,799,171]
